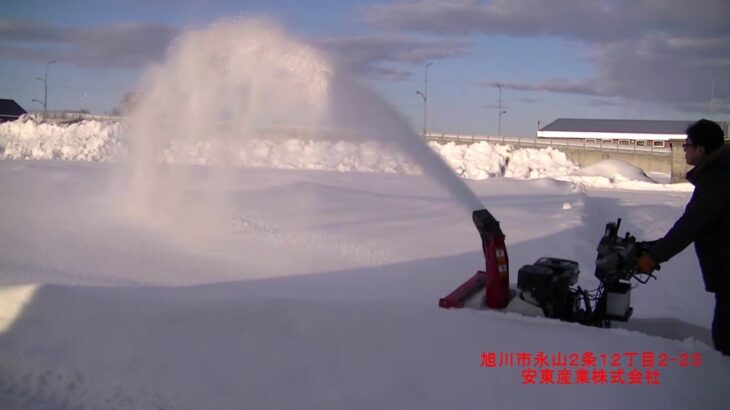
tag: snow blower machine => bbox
[439,210,657,328]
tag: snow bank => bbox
[427,141,578,179]
[0,116,124,161]
[163,138,422,174]
[0,119,573,179]
[0,118,692,190]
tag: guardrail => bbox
[426,133,672,154]
[31,110,122,123]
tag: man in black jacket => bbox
[636,119,730,356]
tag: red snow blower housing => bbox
[438,209,510,309]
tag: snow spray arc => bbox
[117,18,332,234]
[118,18,482,234]
[324,73,483,211]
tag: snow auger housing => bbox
[438,209,510,309]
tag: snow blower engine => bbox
[440,212,657,328]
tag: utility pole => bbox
[416,62,433,137]
[497,83,506,136]
[33,61,56,120]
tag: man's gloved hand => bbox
[636,254,658,273]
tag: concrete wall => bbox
[542,139,698,183]
[671,145,691,182]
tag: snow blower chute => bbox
[439,209,510,309]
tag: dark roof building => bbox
[537,118,730,142]
[540,119,694,135]
[0,99,27,123]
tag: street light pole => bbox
[416,90,426,136]
[424,62,433,137]
[499,109,506,137]
[36,61,56,120]
[497,83,506,137]
[416,62,433,137]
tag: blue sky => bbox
[1,0,728,136]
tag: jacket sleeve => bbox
[649,180,727,263]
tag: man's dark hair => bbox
[687,119,725,152]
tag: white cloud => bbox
[362,0,730,111]
[319,35,471,80]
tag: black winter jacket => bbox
[649,147,730,294]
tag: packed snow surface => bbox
[0,117,726,409]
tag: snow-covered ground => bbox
[0,118,727,409]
